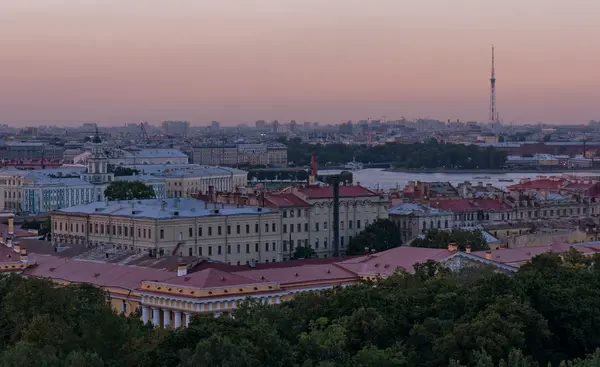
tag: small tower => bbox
[80,127,115,201]
[489,46,499,129]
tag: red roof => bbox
[507,178,567,191]
[265,193,310,208]
[23,255,173,290]
[0,245,21,265]
[430,198,512,212]
[159,268,268,289]
[338,246,453,275]
[470,242,600,267]
[564,182,597,190]
[296,185,378,199]
[234,263,357,286]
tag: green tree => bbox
[411,228,488,251]
[293,246,317,259]
[104,181,156,201]
[347,219,401,255]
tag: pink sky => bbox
[0,0,599,126]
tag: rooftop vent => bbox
[173,211,179,216]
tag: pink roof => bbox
[296,185,378,199]
[159,268,268,289]
[234,263,357,286]
[23,255,173,290]
[564,182,596,190]
[265,193,310,208]
[470,242,600,267]
[338,246,454,275]
[0,245,20,265]
[430,198,512,212]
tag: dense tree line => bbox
[347,218,401,255]
[4,250,600,365]
[412,228,489,251]
[285,138,507,169]
[104,181,156,201]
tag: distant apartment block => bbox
[191,143,287,167]
[161,121,190,137]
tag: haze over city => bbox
[1,0,599,126]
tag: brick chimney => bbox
[465,245,471,254]
[177,258,187,277]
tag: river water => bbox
[318,169,600,191]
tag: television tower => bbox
[489,46,499,125]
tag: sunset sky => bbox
[1,0,599,126]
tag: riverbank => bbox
[383,168,600,174]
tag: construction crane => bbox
[139,122,150,144]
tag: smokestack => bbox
[177,257,187,276]
[332,175,340,257]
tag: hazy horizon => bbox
[1,0,599,127]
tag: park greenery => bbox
[104,181,156,201]
[347,218,402,255]
[412,228,489,251]
[4,250,600,365]
[284,138,507,169]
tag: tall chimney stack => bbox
[332,175,340,257]
[309,152,318,185]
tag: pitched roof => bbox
[295,185,378,199]
[158,268,267,289]
[430,198,512,212]
[507,178,567,190]
[234,263,357,286]
[265,193,310,208]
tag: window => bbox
[349,220,353,229]
[290,210,294,218]
[218,226,222,235]
[304,223,308,231]
[246,224,250,233]
[357,220,361,229]
[199,247,203,256]
[255,223,259,233]
[297,209,301,217]
[290,224,294,233]
[315,222,319,231]
[272,223,276,232]
[324,222,328,230]
[160,229,164,239]
[283,240,288,251]
[444,220,448,228]
[283,224,287,233]
[265,223,269,233]
[315,238,319,249]
[341,221,345,230]
[283,210,287,218]
[198,227,203,236]
[437,221,441,228]
[143,229,147,238]
[236,244,240,253]
[227,225,231,235]
[137,228,141,238]
[122,300,126,314]
[297,223,301,232]
[272,242,276,251]
[227,245,231,254]
[265,242,269,251]
[189,227,193,237]
[124,227,128,237]
[324,238,328,248]
[189,247,193,256]
[237,225,240,234]
[255,243,259,252]
[246,243,250,253]
[208,227,212,236]
[208,246,212,256]
[218,246,222,255]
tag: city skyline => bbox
[1,0,599,126]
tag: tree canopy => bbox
[284,138,507,169]
[104,181,156,201]
[412,228,489,251]
[292,245,317,259]
[347,218,401,255]
[4,250,600,365]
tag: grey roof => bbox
[389,203,452,216]
[115,174,165,183]
[56,198,277,219]
[27,177,91,186]
[0,167,86,178]
[132,149,188,158]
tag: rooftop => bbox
[264,193,310,208]
[55,198,277,219]
[294,185,378,199]
[389,203,452,216]
[430,198,512,212]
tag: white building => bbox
[388,203,455,243]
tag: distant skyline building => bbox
[162,121,189,137]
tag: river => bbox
[318,169,600,191]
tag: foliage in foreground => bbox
[3,250,600,366]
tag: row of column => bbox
[141,306,191,328]
[140,296,282,328]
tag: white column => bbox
[208,302,213,311]
[275,295,281,304]
[163,309,171,328]
[141,305,150,324]
[152,307,161,326]
[184,312,191,327]
[174,311,182,328]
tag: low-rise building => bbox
[388,203,454,242]
[51,198,282,265]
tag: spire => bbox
[92,126,102,144]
